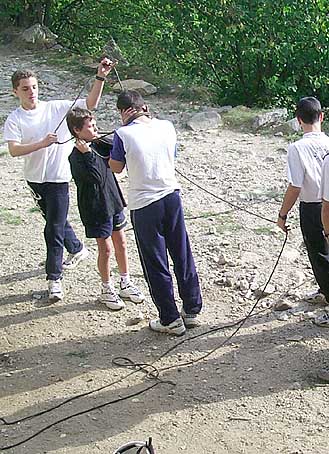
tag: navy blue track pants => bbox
[28,182,82,281]
[131,190,202,325]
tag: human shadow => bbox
[0,268,44,286]
[0,316,328,453]
[0,300,102,329]
[0,293,33,307]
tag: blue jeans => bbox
[131,191,202,325]
[28,182,82,280]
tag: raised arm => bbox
[86,57,116,110]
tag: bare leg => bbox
[96,237,112,283]
[111,229,129,275]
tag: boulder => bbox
[14,24,58,49]
[252,108,288,129]
[218,105,233,113]
[102,37,128,65]
[186,110,222,131]
[112,79,157,96]
[274,118,301,134]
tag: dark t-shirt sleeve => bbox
[111,132,126,162]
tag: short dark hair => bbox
[296,97,322,124]
[116,90,145,111]
[66,108,93,137]
[11,69,37,89]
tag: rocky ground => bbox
[0,46,328,454]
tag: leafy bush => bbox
[3,1,329,108]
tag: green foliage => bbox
[0,208,22,225]
[3,1,329,107]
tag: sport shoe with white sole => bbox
[304,289,327,305]
[63,246,89,270]
[181,308,201,328]
[119,282,145,303]
[48,279,63,302]
[100,285,125,310]
[149,317,186,336]
[314,312,329,327]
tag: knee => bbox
[44,222,65,243]
[113,231,127,252]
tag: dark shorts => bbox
[85,211,127,238]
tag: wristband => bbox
[96,75,105,81]
[278,213,287,221]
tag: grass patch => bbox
[213,213,244,234]
[29,207,40,213]
[253,226,277,236]
[0,148,8,157]
[242,188,285,202]
[221,106,264,130]
[65,351,91,359]
[0,208,22,225]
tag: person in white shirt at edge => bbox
[109,90,203,336]
[3,57,115,302]
[277,97,329,314]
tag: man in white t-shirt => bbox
[110,90,202,336]
[314,137,329,328]
[4,58,114,302]
[277,97,329,306]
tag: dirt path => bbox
[0,46,328,454]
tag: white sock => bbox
[120,273,130,287]
[102,281,113,288]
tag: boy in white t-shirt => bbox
[3,58,114,302]
[110,90,203,336]
[277,97,329,306]
[315,131,329,327]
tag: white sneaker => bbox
[119,282,145,303]
[304,289,327,305]
[149,317,186,336]
[48,279,63,302]
[100,285,125,310]
[63,246,89,270]
[181,308,201,328]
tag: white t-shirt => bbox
[112,118,180,210]
[319,154,329,201]
[287,132,329,202]
[4,99,86,183]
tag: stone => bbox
[274,300,294,311]
[253,284,276,298]
[186,110,222,131]
[274,117,301,135]
[252,108,288,129]
[217,253,227,265]
[316,369,329,383]
[15,24,58,49]
[238,279,250,291]
[208,226,217,235]
[286,335,303,342]
[240,251,260,266]
[217,105,233,113]
[126,312,144,326]
[303,311,316,320]
[282,247,300,263]
[112,79,157,95]
[102,37,128,65]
